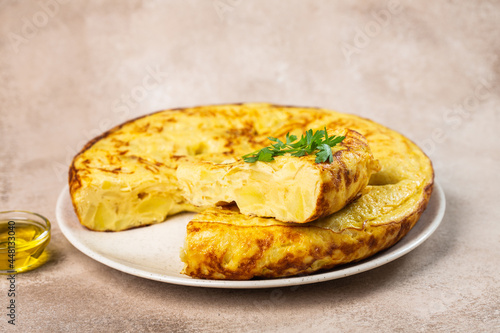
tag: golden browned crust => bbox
[306,129,380,223]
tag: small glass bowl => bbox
[0,211,51,274]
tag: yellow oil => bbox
[0,219,50,274]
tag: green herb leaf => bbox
[315,143,334,163]
[242,129,345,164]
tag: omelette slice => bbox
[176,129,380,223]
[181,180,432,280]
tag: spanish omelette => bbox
[69,103,433,279]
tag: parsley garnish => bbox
[242,128,345,164]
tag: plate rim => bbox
[56,182,445,289]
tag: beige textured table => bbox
[1,1,499,332]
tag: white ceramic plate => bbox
[56,182,445,289]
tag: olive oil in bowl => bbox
[0,211,51,274]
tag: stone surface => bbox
[1,1,499,332]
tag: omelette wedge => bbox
[176,129,380,223]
